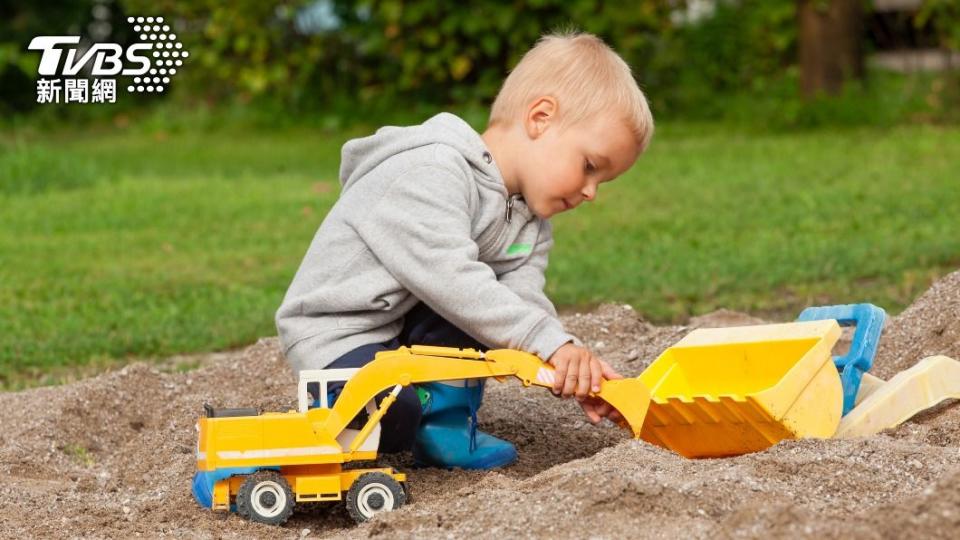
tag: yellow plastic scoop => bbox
[637,320,844,458]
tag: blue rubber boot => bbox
[412,380,517,470]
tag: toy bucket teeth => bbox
[637,319,844,458]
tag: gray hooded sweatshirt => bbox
[276,112,575,372]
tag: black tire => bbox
[236,470,295,525]
[345,472,406,523]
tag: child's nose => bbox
[581,185,596,201]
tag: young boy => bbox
[276,31,654,470]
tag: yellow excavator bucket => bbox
[637,319,844,458]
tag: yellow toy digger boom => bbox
[194,345,650,524]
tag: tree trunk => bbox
[798,0,865,98]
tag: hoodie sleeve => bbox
[497,220,583,349]
[347,162,575,360]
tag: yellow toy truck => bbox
[192,345,649,524]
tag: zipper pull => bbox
[505,195,515,223]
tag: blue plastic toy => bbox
[797,303,886,415]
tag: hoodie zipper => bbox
[477,193,522,257]
[505,193,522,223]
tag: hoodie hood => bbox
[338,112,508,196]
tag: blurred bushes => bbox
[0,1,90,116]
[118,0,803,121]
[654,1,797,117]
[2,0,959,127]
[116,0,678,114]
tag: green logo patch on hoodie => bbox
[506,243,533,255]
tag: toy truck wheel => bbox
[345,472,406,523]
[236,471,295,525]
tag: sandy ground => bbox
[1,272,959,539]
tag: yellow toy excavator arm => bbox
[312,346,650,442]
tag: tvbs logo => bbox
[29,16,189,104]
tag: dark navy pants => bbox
[327,303,487,453]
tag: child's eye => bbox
[584,159,596,173]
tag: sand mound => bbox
[1,284,958,538]
[336,437,959,539]
[874,269,960,378]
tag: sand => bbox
[1,273,958,539]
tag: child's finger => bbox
[594,400,613,418]
[595,401,622,422]
[589,357,603,393]
[576,355,591,401]
[580,400,602,424]
[562,356,580,398]
[551,356,567,395]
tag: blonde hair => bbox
[489,31,654,153]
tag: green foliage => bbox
[0,1,89,115]
[5,1,959,126]
[113,0,941,126]
[109,0,804,121]
[117,0,321,105]
[335,0,676,106]
[113,0,678,112]
[651,0,797,116]
[918,0,960,51]
[916,0,960,122]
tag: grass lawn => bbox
[2,120,959,388]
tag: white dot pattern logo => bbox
[126,15,187,95]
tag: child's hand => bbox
[548,343,624,423]
[578,396,624,424]
[548,342,622,401]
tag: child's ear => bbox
[525,96,557,140]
